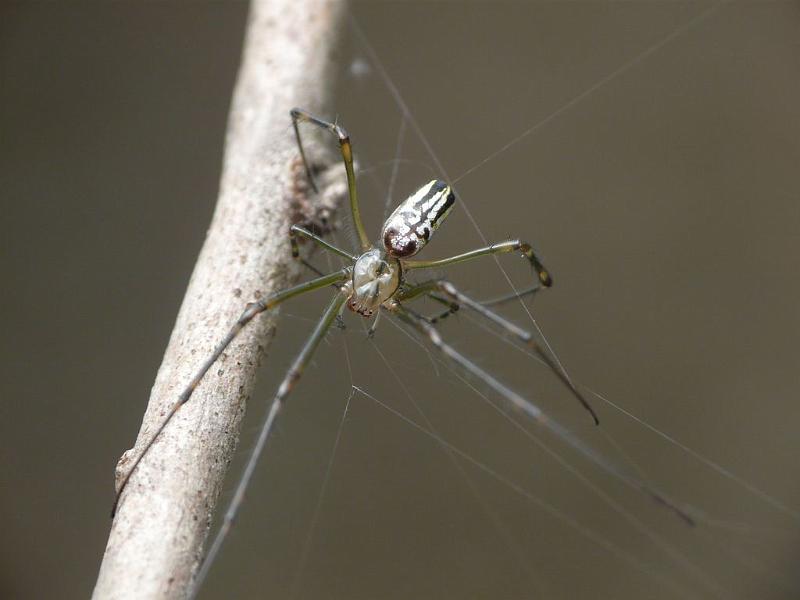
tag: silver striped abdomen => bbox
[382,179,456,258]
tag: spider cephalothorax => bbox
[345,248,401,316]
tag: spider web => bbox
[206,4,800,599]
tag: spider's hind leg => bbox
[367,309,382,338]
[390,304,694,526]
[424,283,543,324]
[192,292,349,593]
[111,268,351,517]
[398,279,599,425]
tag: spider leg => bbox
[297,260,347,336]
[399,279,598,425]
[191,291,348,596]
[291,108,370,251]
[289,225,352,328]
[290,224,357,262]
[423,294,459,324]
[111,268,351,517]
[392,281,461,324]
[402,238,553,288]
[367,309,382,338]
[424,283,542,324]
[289,224,353,285]
[475,283,543,308]
[390,304,695,527]
[299,253,346,329]
[300,258,326,278]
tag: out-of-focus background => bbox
[2,2,799,599]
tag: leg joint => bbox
[334,125,349,143]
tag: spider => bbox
[113,108,692,595]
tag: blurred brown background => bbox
[2,2,799,599]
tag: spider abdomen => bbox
[382,179,455,258]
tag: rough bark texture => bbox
[93,1,348,598]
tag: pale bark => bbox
[93,1,348,598]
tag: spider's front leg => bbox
[291,108,370,251]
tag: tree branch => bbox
[93,1,348,598]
